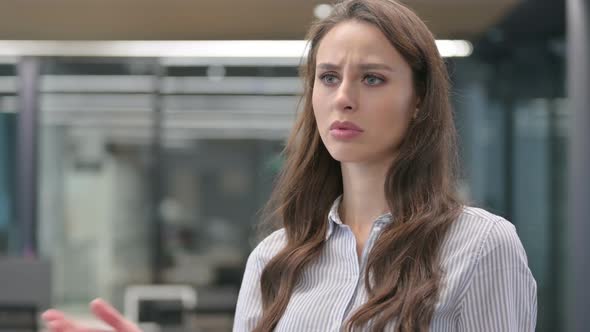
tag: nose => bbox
[334,79,358,112]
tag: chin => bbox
[325,146,370,163]
[325,143,396,165]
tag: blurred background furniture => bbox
[0,257,50,332]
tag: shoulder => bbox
[446,206,519,244]
[439,205,529,278]
[459,205,509,228]
[449,208,537,330]
[441,206,527,272]
[455,206,524,257]
[438,206,533,298]
[247,228,288,268]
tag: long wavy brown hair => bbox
[255,0,463,331]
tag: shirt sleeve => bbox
[233,243,266,332]
[457,219,537,332]
[233,229,285,332]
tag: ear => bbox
[415,96,422,110]
[413,97,422,119]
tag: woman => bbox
[42,0,537,331]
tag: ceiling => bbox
[0,0,521,41]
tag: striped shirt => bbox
[234,197,537,331]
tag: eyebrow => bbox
[316,62,395,72]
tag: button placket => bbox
[336,221,386,330]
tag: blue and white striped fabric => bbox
[234,196,537,331]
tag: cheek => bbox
[311,89,326,124]
[370,98,413,144]
[311,89,318,116]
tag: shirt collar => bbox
[325,195,393,240]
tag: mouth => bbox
[329,120,363,131]
[329,120,363,139]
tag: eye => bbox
[363,74,385,86]
[319,73,340,85]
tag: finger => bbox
[47,319,77,332]
[90,298,138,332]
[42,309,67,322]
[47,320,63,332]
[47,318,110,332]
[42,310,81,332]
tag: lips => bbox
[329,121,363,131]
[329,120,363,140]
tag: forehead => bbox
[315,20,407,67]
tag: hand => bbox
[41,298,142,332]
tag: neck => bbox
[339,158,392,230]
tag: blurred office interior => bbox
[0,0,588,331]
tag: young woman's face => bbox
[312,20,418,165]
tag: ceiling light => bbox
[435,40,473,57]
[0,40,472,58]
[314,4,333,19]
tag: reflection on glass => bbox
[36,58,295,331]
[0,59,17,254]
